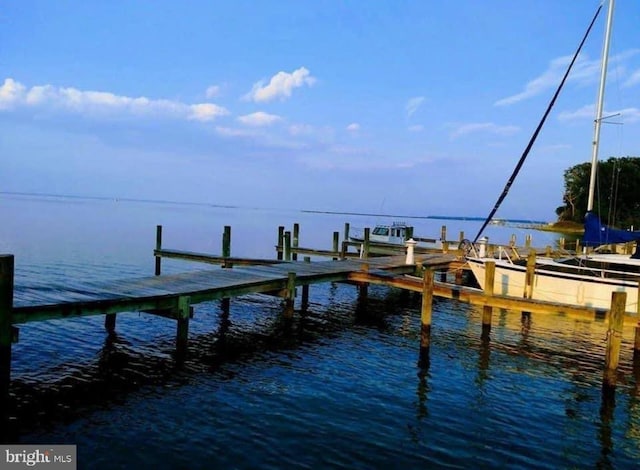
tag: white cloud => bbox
[189,103,228,121]
[346,123,360,132]
[0,78,26,109]
[288,123,315,136]
[0,77,229,122]
[559,104,640,123]
[406,96,424,117]
[205,85,221,98]
[244,67,316,103]
[237,111,282,127]
[408,124,423,132]
[624,69,640,88]
[450,122,519,139]
[495,50,640,106]
[215,126,262,138]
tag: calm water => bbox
[2,194,640,469]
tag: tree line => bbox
[556,156,640,228]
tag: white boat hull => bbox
[467,257,639,311]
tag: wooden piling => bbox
[603,291,626,389]
[419,268,434,366]
[175,296,191,358]
[0,255,14,415]
[332,232,339,260]
[222,225,231,259]
[482,261,495,331]
[277,226,285,260]
[284,231,292,261]
[524,251,536,299]
[155,225,163,276]
[363,228,370,258]
[105,313,116,332]
[292,223,299,261]
[285,272,296,318]
[301,257,310,311]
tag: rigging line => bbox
[472,4,603,243]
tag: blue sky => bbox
[1,0,639,221]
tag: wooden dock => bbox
[1,222,639,426]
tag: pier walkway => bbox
[11,254,452,325]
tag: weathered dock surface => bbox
[11,254,454,324]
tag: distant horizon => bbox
[0,190,550,225]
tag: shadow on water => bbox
[1,286,417,440]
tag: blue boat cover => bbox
[583,211,640,250]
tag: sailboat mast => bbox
[586,0,615,212]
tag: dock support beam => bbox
[332,232,340,260]
[419,268,434,367]
[0,255,14,425]
[603,292,625,391]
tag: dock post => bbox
[363,228,370,258]
[342,223,350,259]
[222,225,232,267]
[0,255,14,424]
[155,225,163,276]
[358,263,369,304]
[419,268,434,367]
[176,296,191,358]
[525,234,532,249]
[301,257,310,311]
[559,238,565,251]
[603,292,626,390]
[277,226,285,260]
[545,245,552,257]
[482,261,495,334]
[284,231,292,261]
[105,313,116,332]
[524,250,536,299]
[292,223,299,261]
[285,272,296,318]
[332,232,339,260]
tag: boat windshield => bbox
[372,227,389,236]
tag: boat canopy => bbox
[583,211,640,248]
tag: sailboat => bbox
[465,0,640,312]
